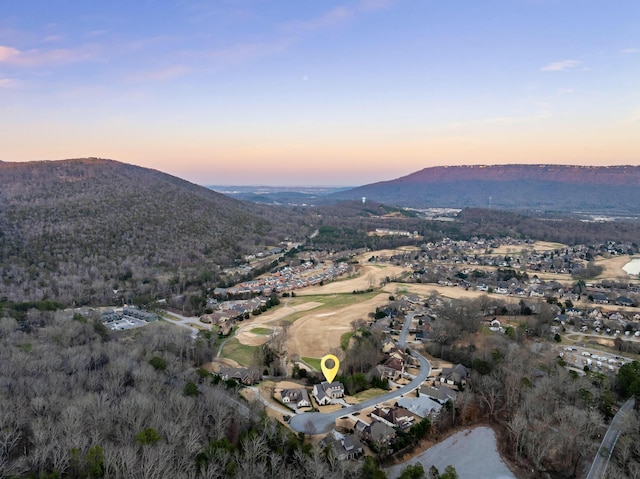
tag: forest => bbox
[0,313,375,479]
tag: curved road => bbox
[289,351,431,434]
[586,398,635,479]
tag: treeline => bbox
[0,314,370,478]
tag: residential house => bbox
[397,395,441,418]
[312,381,345,406]
[616,296,635,307]
[439,364,470,387]
[419,385,458,404]
[321,433,363,460]
[354,419,396,444]
[281,388,310,409]
[219,367,262,386]
[370,406,416,430]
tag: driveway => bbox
[288,351,431,434]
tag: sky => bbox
[0,1,639,186]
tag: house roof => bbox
[420,385,457,403]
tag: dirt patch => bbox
[297,264,408,296]
[273,380,307,390]
[286,293,389,358]
[208,357,240,371]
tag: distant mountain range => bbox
[209,185,351,205]
[331,165,640,214]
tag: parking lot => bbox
[106,317,148,331]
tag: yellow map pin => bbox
[321,354,340,384]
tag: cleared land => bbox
[234,301,323,346]
[595,254,640,281]
[384,283,522,303]
[296,264,409,295]
[286,293,389,358]
[488,241,565,255]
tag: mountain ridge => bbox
[332,164,640,213]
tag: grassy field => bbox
[294,292,380,308]
[301,356,322,371]
[221,338,257,367]
[277,292,380,326]
[250,327,273,335]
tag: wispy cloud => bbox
[0,77,17,88]
[207,39,291,65]
[281,6,353,34]
[0,44,97,67]
[0,45,20,62]
[540,60,580,72]
[44,34,64,43]
[125,65,192,83]
[621,48,639,54]
[280,0,395,34]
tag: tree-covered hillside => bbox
[0,159,308,306]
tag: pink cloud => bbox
[125,65,192,82]
[0,45,20,62]
[0,78,16,88]
[0,44,97,66]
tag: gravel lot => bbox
[386,427,517,479]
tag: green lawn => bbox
[301,356,322,371]
[220,339,257,367]
[250,327,273,335]
[341,331,354,351]
[295,291,380,308]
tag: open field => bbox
[250,327,273,335]
[287,293,390,358]
[296,264,409,295]
[595,254,640,281]
[219,338,257,367]
[488,240,566,255]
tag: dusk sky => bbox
[1,1,638,186]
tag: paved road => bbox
[164,311,210,338]
[289,351,431,434]
[586,398,635,479]
[398,312,414,347]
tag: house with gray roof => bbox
[312,381,345,406]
